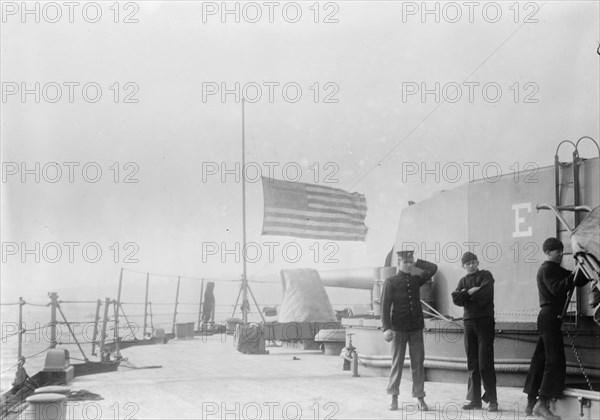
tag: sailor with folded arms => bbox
[452,251,499,413]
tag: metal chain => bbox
[565,327,595,392]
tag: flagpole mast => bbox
[241,98,249,324]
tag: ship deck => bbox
[19,333,548,420]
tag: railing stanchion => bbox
[113,299,120,359]
[143,272,150,338]
[49,292,58,349]
[91,299,102,356]
[99,297,111,358]
[17,297,24,359]
[171,276,181,335]
[197,278,205,331]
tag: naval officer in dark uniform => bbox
[523,238,589,420]
[381,250,438,411]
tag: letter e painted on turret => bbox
[512,203,532,237]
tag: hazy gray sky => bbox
[1,1,599,303]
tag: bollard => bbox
[186,322,195,339]
[342,333,359,376]
[351,350,360,377]
[174,323,188,340]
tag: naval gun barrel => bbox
[319,267,383,290]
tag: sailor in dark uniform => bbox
[381,250,438,411]
[452,252,498,412]
[523,238,589,420]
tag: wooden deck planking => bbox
[33,334,535,419]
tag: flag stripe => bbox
[264,208,365,222]
[262,226,366,241]
[265,204,366,217]
[306,185,367,201]
[306,202,367,216]
[263,217,367,232]
[261,177,368,241]
[305,183,362,196]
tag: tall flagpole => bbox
[241,98,248,324]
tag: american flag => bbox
[261,177,368,241]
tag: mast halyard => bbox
[241,98,249,324]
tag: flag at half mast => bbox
[261,177,368,241]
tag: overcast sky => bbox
[1,1,599,304]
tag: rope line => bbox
[0,328,24,340]
[23,324,51,332]
[56,340,99,345]
[58,300,99,304]
[122,267,234,282]
[24,302,50,307]
[0,361,20,376]
[24,345,52,361]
